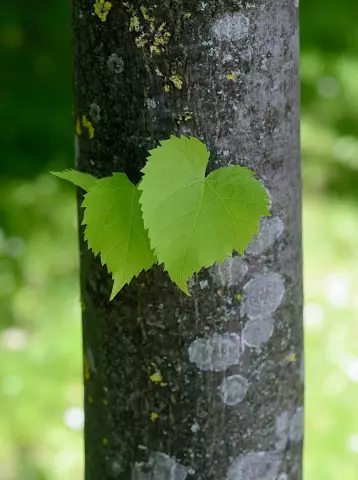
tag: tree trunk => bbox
[74,1,302,479]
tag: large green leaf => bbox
[139,135,270,295]
[82,173,156,299]
[51,169,98,192]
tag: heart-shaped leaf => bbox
[139,136,270,295]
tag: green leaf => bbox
[139,135,270,295]
[51,169,98,192]
[82,173,156,299]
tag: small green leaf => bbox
[139,135,270,295]
[82,173,156,299]
[51,169,98,192]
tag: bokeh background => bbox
[1,1,358,478]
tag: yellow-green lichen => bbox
[102,398,109,406]
[177,113,193,122]
[125,5,172,62]
[135,35,148,48]
[227,71,236,81]
[153,29,171,47]
[102,437,109,446]
[169,74,183,90]
[289,353,297,362]
[236,293,242,301]
[164,85,171,92]
[94,0,112,22]
[82,115,95,139]
[140,6,155,22]
[149,364,168,386]
[150,412,159,422]
[183,13,192,19]
[76,118,82,135]
[150,45,161,55]
[150,372,163,383]
[129,14,141,32]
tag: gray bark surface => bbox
[73,1,303,478]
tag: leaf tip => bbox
[178,282,191,296]
[110,279,123,300]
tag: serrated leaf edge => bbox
[80,174,157,300]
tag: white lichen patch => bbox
[107,454,122,476]
[146,98,157,109]
[218,374,249,406]
[240,273,285,319]
[107,53,124,74]
[213,13,249,41]
[188,333,242,372]
[275,407,303,450]
[245,217,284,255]
[211,256,248,287]
[191,421,200,433]
[289,406,304,443]
[227,451,282,480]
[277,474,288,480]
[275,411,290,451]
[242,316,274,348]
[132,452,188,480]
[260,183,272,211]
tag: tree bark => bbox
[74,1,302,479]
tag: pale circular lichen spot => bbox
[289,406,304,443]
[245,217,284,255]
[277,473,288,480]
[132,452,188,480]
[213,13,250,41]
[107,53,124,74]
[218,374,249,406]
[188,333,242,372]
[275,411,290,451]
[227,451,282,480]
[107,453,122,476]
[241,272,285,319]
[211,256,248,287]
[242,316,274,348]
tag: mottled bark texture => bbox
[74,1,302,479]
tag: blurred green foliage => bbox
[0,0,358,478]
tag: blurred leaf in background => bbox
[300,0,358,199]
[0,0,358,478]
[300,1,358,478]
[0,1,73,178]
